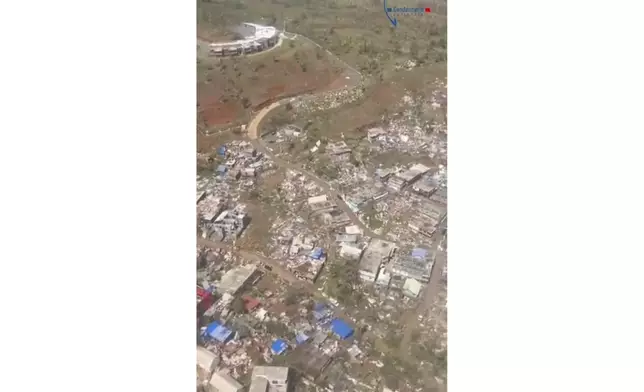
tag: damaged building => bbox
[387,163,432,192]
[205,207,250,242]
[390,247,434,283]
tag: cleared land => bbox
[197,35,345,129]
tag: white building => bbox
[402,278,422,298]
[197,346,219,380]
[250,366,290,392]
[217,264,258,295]
[208,371,244,392]
[339,244,363,260]
[209,23,279,57]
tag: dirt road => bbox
[197,237,306,286]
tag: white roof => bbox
[252,366,289,381]
[209,23,278,48]
[197,346,217,372]
[345,225,362,235]
[209,371,244,392]
[218,265,257,294]
[409,163,431,173]
[403,278,422,296]
[340,245,363,259]
[308,194,328,205]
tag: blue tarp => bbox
[296,332,310,345]
[271,339,288,355]
[217,146,227,156]
[204,321,220,337]
[411,247,429,260]
[310,247,324,260]
[331,318,354,340]
[204,321,233,343]
[211,325,233,343]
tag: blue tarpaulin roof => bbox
[205,321,220,336]
[204,321,233,343]
[271,339,288,355]
[411,247,429,260]
[211,325,233,343]
[331,318,354,340]
[217,146,227,155]
[310,247,324,260]
[296,333,310,345]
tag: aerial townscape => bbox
[197,1,447,391]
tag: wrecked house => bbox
[326,141,351,160]
[387,163,432,191]
[322,209,351,228]
[206,207,250,241]
[198,196,226,223]
[289,345,333,382]
[367,127,387,142]
[308,194,338,218]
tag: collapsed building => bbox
[204,206,250,242]
[386,163,431,191]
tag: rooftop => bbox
[209,371,244,392]
[217,264,257,294]
[252,366,289,382]
[359,239,397,275]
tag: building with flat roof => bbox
[217,264,258,295]
[250,366,290,392]
[208,371,243,392]
[402,278,422,298]
[391,248,434,282]
[359,239,397,282]
[197,346,219,378]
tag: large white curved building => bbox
[209,23,279,57]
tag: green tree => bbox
[231,296,245,314]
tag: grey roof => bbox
[248,377,269,392]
